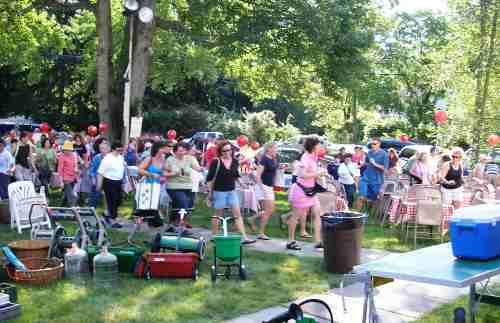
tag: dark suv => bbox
[367,139,416,153]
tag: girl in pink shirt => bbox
[287,137,323,250]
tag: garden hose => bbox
[262,298,334,323]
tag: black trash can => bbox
[321,211,367,273]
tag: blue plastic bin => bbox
[449,204,500,260]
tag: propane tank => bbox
[64,243,89,284]
[93,246,118,287]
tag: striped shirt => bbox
[485,163,499,175]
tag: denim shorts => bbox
[359,179,381,201]
[212,190,240,209]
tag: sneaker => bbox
[112,222,123,229]
[257,234,271,240]
[314,242,324,249]
[286,241,301,251]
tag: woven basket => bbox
[5,257,64,285]
[8,240,50,259]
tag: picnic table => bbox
[354,243,500,323]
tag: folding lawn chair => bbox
[413,199,445,248]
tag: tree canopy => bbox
[0,0,498,149]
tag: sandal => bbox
[286,241,302,251]
[314,242,324,249]
[300,233,313,239]
[242,239,257,245]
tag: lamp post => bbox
[122,0,153,144]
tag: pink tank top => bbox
[297,153,317,188]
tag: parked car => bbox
[370,139,416,153]
[327,144,367,155]
[464,148,500,170]
[184,131,224,150]
[398,145,441,161]
[270,146,302,174]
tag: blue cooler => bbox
[449,204,500,260]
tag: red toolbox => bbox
[145,252,199,280]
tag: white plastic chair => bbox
[8,181,50,234]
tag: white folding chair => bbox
[8,181,50,234]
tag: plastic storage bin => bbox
[449,204,500,260]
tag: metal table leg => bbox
[469,284,476,323]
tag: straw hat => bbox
[62,141,74,151]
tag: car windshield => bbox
[278,150,301,163]
[400,148,417,159]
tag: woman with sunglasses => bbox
[206,140,256,244]
[439,147,465,209]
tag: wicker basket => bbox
[5,257,64,285]
[8,240,50,259]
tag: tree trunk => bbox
[472,0,489,158]
[95,0,118,141]
[479,4,499,141]
[352,90,358,143]
[130,0,156,116]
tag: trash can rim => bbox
[321,212,367,220]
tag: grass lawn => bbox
[414,291,500,323]
[0,189,462,322]
[0,222,331,323]
[0,191,335,323]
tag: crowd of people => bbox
[1,128,499,252]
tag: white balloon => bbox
[138,7,154,24]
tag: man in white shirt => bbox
[0,139,15,199]
[97,141,126,228]
[337,153,360,207]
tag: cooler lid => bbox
[450,204,500,223]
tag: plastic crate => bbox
[0,293,9,306]
[449,205,500,260]
[0,303,21,321]
[0,284,16,303]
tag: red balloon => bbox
[167,129,177,140]
[99,122,109,134]
[88,125,98,137]
[317,147,327,159]
[237,135,248,147]
[434,111,447,124]
[400,134,409,142]
[487,134,500,146]
[40,122,50,134]
[250,141,260,150]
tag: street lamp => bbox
[122,0,153,143]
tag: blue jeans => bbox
[88,184,102,208]
[343,183,356,208]
[0,173,9,200]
